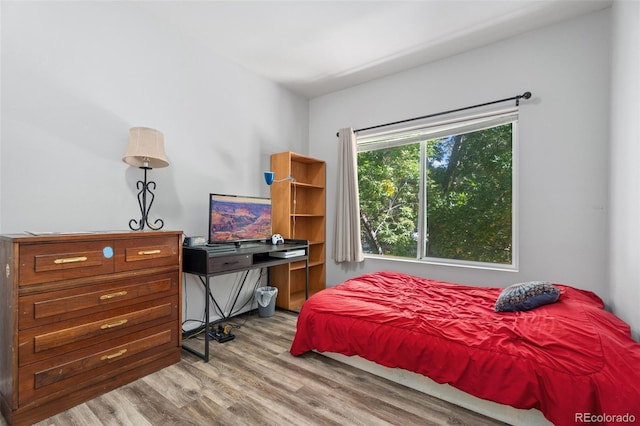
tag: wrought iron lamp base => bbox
[129,167,164,231]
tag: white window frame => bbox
[356,107,519,271]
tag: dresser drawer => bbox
[18,240,115,286]
[19,272,178,330]
[207,253,252,273]
[18,295,178,366]
[114,235,179,272]
[18,325,178,406]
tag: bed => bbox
[290,271,640,426]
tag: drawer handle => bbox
[53,256,88,264]
[101,349,127,361]
[100,290,128,300]
[100,319,128,329]
[138,249,161,255]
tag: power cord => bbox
[183,268,267,340]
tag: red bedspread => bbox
[290,271,640,426]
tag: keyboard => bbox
[205,244,237,253]
[237,242,264,249]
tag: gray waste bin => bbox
[255,286,278,317]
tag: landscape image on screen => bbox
[209,195,272,242]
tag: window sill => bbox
[363,254,518,273]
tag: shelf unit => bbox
[269,152,325,309]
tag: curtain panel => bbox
[334,128,364,263]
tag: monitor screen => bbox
[209,194,272,244]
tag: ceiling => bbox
[141,1,612,99]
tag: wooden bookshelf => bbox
[269,152,326,309]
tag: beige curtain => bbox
[334,128,364,263]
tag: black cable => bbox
[181,271,208,334]
[182,271,213,335]
[230,267,264,315]
[184,267,268,335]
[224,270,250,316]
[226,267,266,330]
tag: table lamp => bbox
[123,127,169,230]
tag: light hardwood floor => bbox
[3,310,507,426]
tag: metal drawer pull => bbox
[100,290,128,300]
[100,319,128,329]
[101,349,127,360]
[54,256,88,264]
[138,249,161,255]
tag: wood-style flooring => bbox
[3,310,507,426]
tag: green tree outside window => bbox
[358,123,513,265]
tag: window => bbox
[357,108,517,268]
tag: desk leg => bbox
[204,276,210,362]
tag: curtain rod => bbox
[336,91,531,137]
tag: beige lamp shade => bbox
[123,127,169,168]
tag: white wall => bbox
[0,2,309,328]
[310,10,612,302]
[610,0,640,340]
[3,2,634,338]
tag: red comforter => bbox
[290,271,640,426]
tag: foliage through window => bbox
[357,110,517,267]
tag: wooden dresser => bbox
[0,231,182,425]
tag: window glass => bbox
[358,143,420,257]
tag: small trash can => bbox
[255,286,278,318]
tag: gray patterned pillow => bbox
[494,281,560,312]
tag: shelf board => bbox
[293,182,324,189]
[290,152,323,163]
[288,260,324,270]
[289,261,308,271]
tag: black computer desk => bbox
[181,239,309,361]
